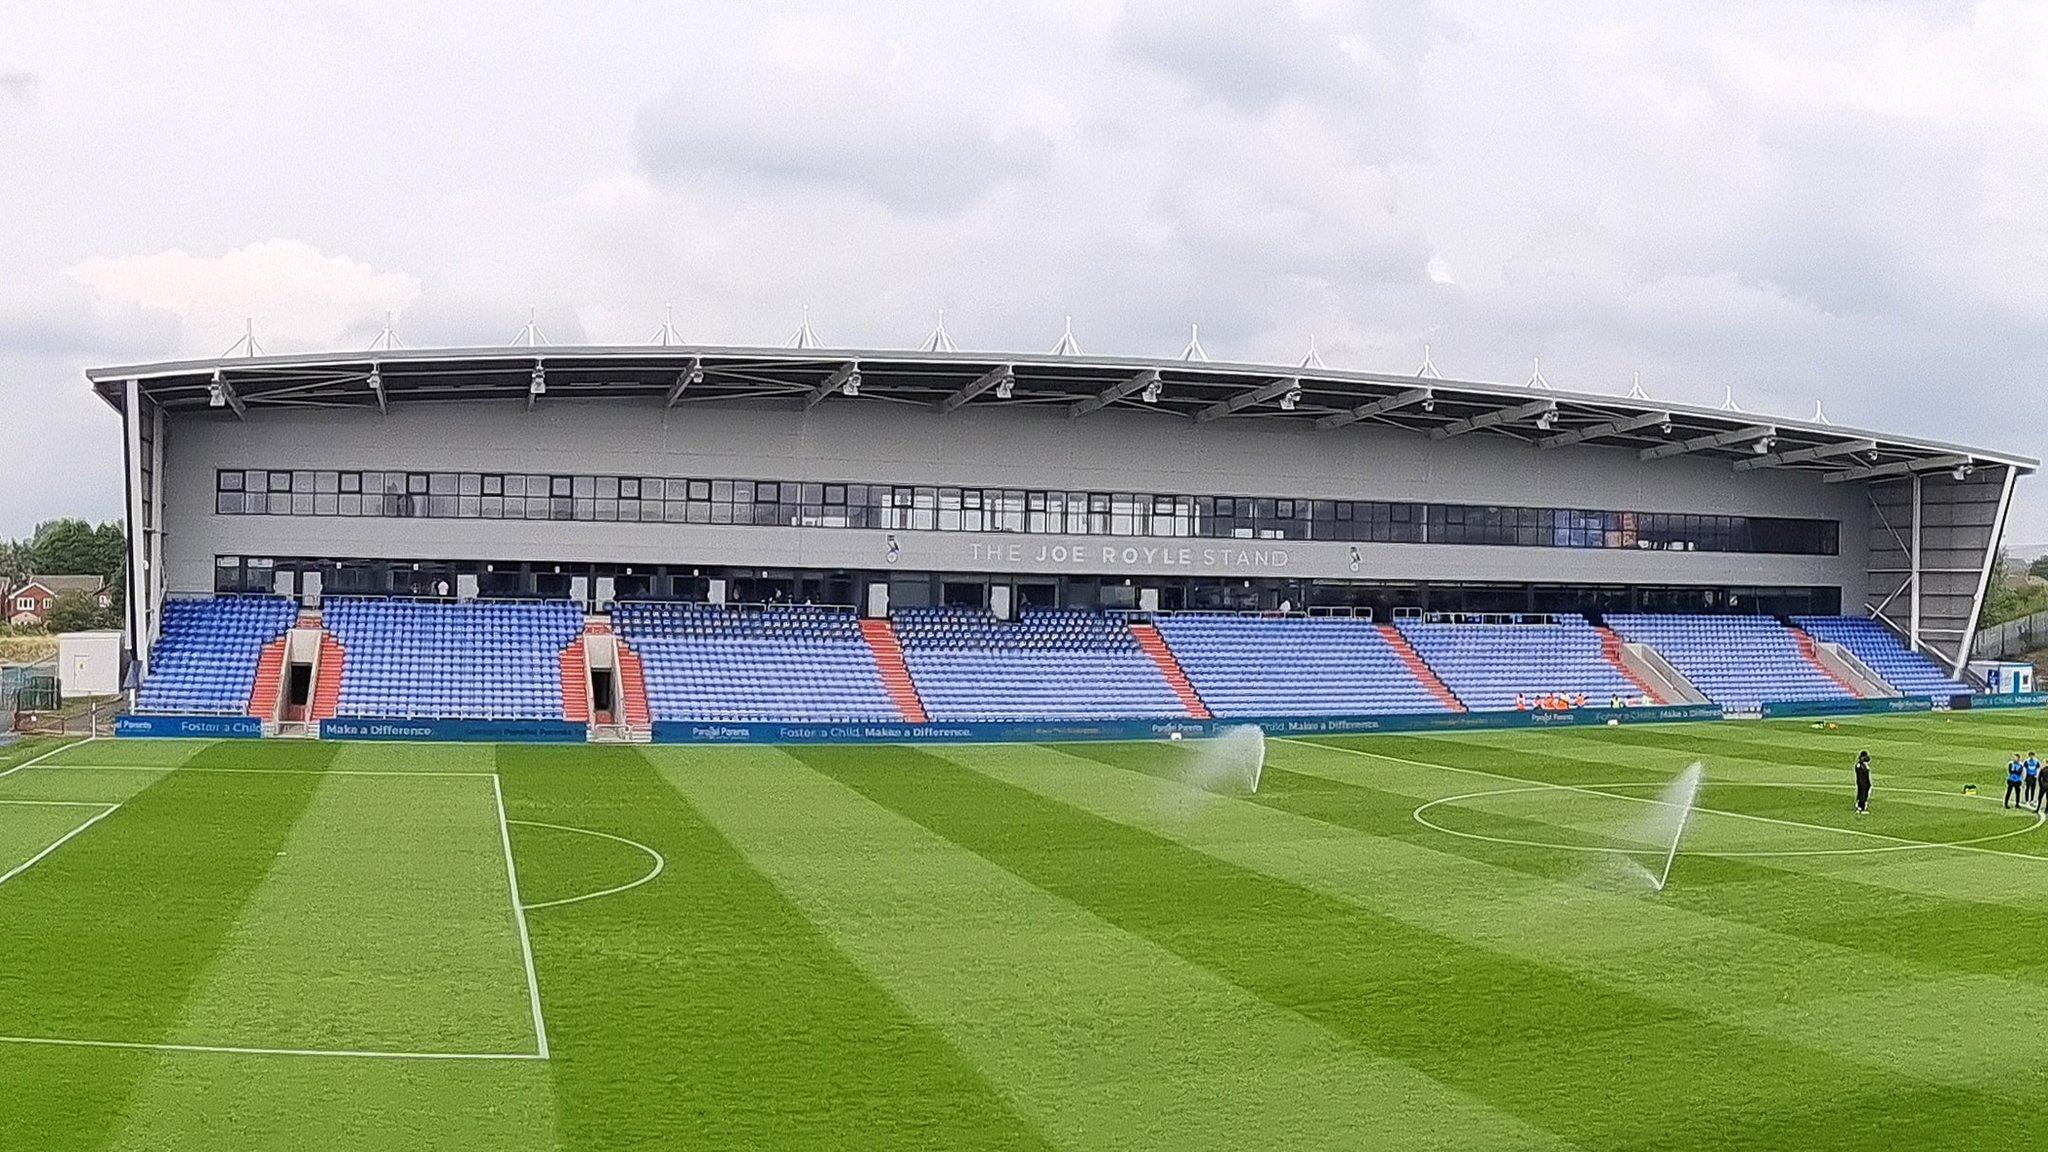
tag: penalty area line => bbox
[0,735,98,782]
[0,804,120,889]
[0,1034,546,1061]
[493,775,552,1059]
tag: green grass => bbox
[3,713,2048,1148]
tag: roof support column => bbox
[1909,473,1922,651]
[122,378,151,683]
[1957,464,2020,676]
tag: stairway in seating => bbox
[1128,622,1210,719]
[248,639,287,719]
[1789,624,1863,698]
[309,634,346,722]
[1378,624,1466,713]
[859,618,929,723]
[616,640,652,731]
[1594,626,1664,704]
[559,637,591,724]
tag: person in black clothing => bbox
[1854,750,1872,816]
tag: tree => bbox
[2028,554,2048,583]
[0,539,30,588]
[27,519,123,580]
[42,590,109,633]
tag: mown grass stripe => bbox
[0,739,331,1152]
[662,745,1571,1152]
[796,742,2042,1150]
[1033,739,2048,1088]
[495,745,1050,1151]
[1278,737,2048,977]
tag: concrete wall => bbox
[158,396,1870,594]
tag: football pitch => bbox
[3,712,2047,1150]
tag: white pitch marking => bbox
[0,804,121,888]
[1410,782,2048,860]
[0,735,97,782]
[493,775,551,1059]
[0,1034,546,1061]
[24,763,495,778]
[0,799,119,808]
[1283,738,2048,859]
[507,819,666,911]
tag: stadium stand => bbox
[1794,615,1975,699]
[325,598,582,720]
[893,608,1187,720]
[136,595,299,714]
[1151,614,1460,717]
[1604,614,1855,710]
[614,603,900,723]
[1397,614,1648,712]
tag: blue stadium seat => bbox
[1793,615,1974,700]
[326,598,581,721]
[1398,615,1643,711]
[136,595,298,714]
[1605,614,1854,710]
[615,602,899,723]
[1150,614,1452,717]
[893,608,1185,721]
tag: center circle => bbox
[1411,780,2046,859]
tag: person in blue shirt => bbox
[2007,755,2026,809]
[2028,753,2042,807]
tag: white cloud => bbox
[65,240,421,358]
[3,1,2047,539]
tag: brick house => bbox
[6,575,110,627]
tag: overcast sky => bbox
[3,1,2044,544]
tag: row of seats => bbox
[1794,615,1975,700]
[1153,614,1452,717]
[617,603,899,723]
[1398,614,1641,712]
[137,596,298,713]
[894,608,1182,720]
[1605,614,1850,711]
[327,599,580,720]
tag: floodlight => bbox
[842,371,861,397]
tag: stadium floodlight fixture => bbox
[1752,437,1773,454]
[995,374,1014,399]
[1279,386,1302,411]
[1141,378,1162,404]
[529,363,547,395]
[1953,463,1974,481]
[1421,396,1436,412]
[207,368,226,407]
[1535,409,1557,431]
[841,370,862,397]
[1660,421,1673,434]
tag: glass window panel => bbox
[218,470,243,491]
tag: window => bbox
[205,464,1839,555]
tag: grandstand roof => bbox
[86,344,2036,481]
